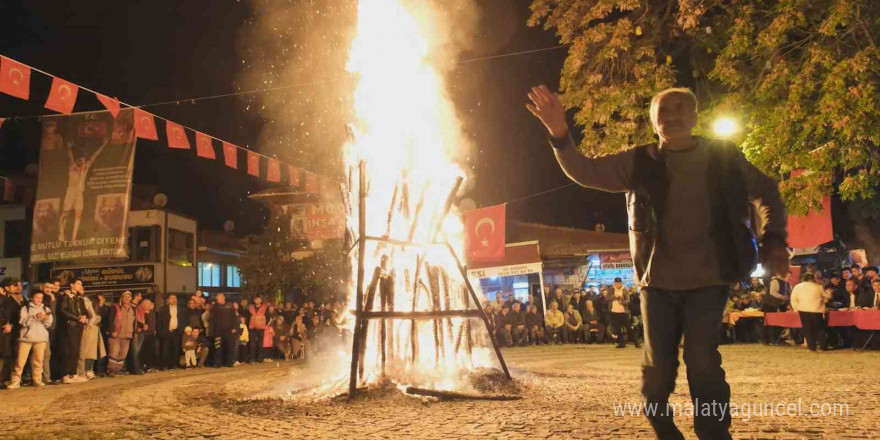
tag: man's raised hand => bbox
[526,85,569,140]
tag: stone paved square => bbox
[1,344,877,439]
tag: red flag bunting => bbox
[195,132,216,159]
[134,108,158,140]
[288,165,300,186]
[267,159,281,182]
[165,121,190,149]
[0,57,31,100]
[44,77,79,114]
[96,93,121,118]
[247,151,260,177]
[222,142,238,169]
[304,172,318,193]
[464,204,506,262]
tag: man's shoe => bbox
[6,381,20,389]
[616,345,626,349]
[62,375,75,384]
[33,381,46,387]
[85,371,96,380]
[635,342,642,348]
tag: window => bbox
[198,262,221,287]
[167,229,194,266]
[226,265,241,288]
[128,226,160,262]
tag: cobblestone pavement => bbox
[1,344,877,439]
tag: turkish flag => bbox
[0,56,31,100]
[304,172,318,193]
[464,204,506,262]
[288,165,301,186]
[222,142,238,169]
[247,151,260,176]
[165,121,190,149]
[787,196,833,248]
[44,77,79,114]
[195,132,216,159]
[134,108,158,140]
[267,159,281,182]
[96,93,121,118]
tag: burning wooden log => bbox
[404,386,521,401]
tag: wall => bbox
[0,205,26,258]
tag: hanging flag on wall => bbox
[44,77,79,114]
[195,132,216,159]
[463,204,506,262]
[31,109,137,262]
[0,56,31,100]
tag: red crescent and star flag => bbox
[44,77,79,114]
[464,203,506,262]
[786,170,833,249]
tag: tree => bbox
[529,0,880,259]
[237,207,345,303]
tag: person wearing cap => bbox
[606,277,639,348]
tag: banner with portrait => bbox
[31,109,136,262]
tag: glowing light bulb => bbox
[713,117,739,137]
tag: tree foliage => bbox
[237,208,345,303]
[529,0,880,216]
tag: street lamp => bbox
[713,117,739,137]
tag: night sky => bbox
[0,0,628,236]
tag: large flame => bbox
[344,0,493,390]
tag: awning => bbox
[467,241,542,279]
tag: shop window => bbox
[198,262,221,287]
[167,229,194,266]
[226,265,241,288]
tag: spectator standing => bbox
[0,277,25,385]
[182,326,197,367]
[105,291,136,376]
[209,293,238,367]
[157,294,182,370]
[248,297,269,363]
[608,278,639,348]
[290,315,309,359]
[138,299,158,372]
[790,273,830,351]
[77,294,105,379]
[237,316,249,364]
[6,291,53,389]
[57,280,88,383]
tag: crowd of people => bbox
[1,263,876,390]
[0,276,350,390]
[484,277,643,349]
[725,264,880,351]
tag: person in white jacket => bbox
[790,273,830,351]
[8,291,53,388]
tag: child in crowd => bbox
[192,328,207,368]
[182,326,197,368]
[262,321,275,362]
[237,316,249,364]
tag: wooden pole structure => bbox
[443,241,511,380]
[348,161,367,398]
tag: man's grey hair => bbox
[649,87,699,128]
